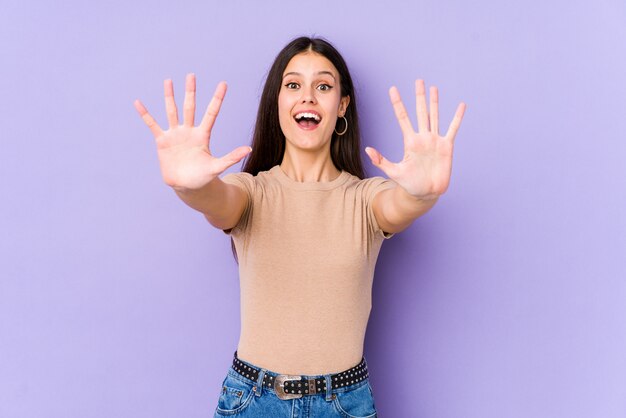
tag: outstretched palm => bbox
[134,74,251,191]
[365,79,466,200]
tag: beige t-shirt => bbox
[221,164,397,375]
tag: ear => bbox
[339,95,350,116]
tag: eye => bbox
[318,84,333,92]
[285,82,299,89]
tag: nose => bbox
[300,85,317,104]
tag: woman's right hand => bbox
[134,74,251,191]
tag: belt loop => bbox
[324,373,333,401]
[255,368,266,397]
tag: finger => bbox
[164,78,179,128]
[183,73,196,127]
[200,81,227,136]
[216,145,252,172]
[389,86,415,137]
[365,146,396,176]
[445,102,467,144]
[430,86,439,136]
[134,99,164,138]
[415,79,429,134]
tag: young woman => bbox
[134,36,465,418]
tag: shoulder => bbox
[220,166,277,187]
[221,170,255,184]
[342,173,397,199]
[340,173,398,239]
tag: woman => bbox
[134,36,465,417]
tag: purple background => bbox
[1,0,625,417]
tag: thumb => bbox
[365,146,394,173]
[217,146,252,172]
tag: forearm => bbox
[172,177,239,222]
[381,186,440,231]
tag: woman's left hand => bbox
[365,79,466,201]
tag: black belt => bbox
[231,350,370,400]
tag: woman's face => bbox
[278,51,350,153]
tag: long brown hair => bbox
[231,35,365,263]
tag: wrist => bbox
[397,186,440,203]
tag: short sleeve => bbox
[363,176,398,239]
[220,171,255,236]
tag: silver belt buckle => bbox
[274,374,304,400]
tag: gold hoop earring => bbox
[334,115,348,136]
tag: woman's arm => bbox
[173,177,248,231]
[134,74,251,230]
[373,186,439,234]
[365,79,466,233]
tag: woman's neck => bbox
[279,148,341,183]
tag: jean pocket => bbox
[215,373,255,416]
[332,382,378,418]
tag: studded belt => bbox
[231,350,370,400]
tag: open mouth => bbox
[294,112,322,128]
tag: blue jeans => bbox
[213,355,378,417]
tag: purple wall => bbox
[1,0,625,417]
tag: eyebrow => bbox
[282,71,336,81]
